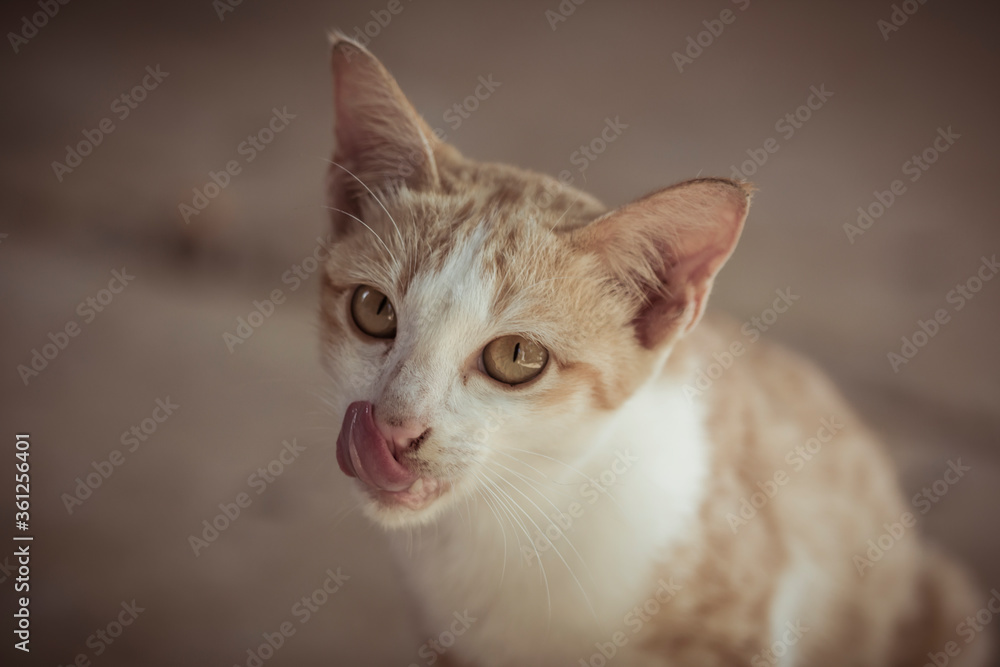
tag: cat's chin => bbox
[357,476,454,528]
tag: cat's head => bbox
[321,36,750,528]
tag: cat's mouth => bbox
[366,476,445,510]
[335,402,447,511]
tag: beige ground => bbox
[0,0,998,665]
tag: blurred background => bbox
[1,0,998,664]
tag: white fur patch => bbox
[392,377,710,666]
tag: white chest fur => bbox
[391,380,711,667]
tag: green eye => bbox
[351,285,396,338]
[483,335,548,385]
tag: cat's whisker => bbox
[320,157,404,245]
[483,470,595,621]
[483,460,576,527]
[500,447,593,482]
[483,465,609,597]
[331,499,366,530]
[470,473,510,585]
[484,457,577,505]
[321,205,397,263]
[482,462,598,615]
[547,201,576,232]
[474,471,525,558]
[477,470,552,622]
[500,445,626,515]
[492,449,579,490]
[465,490,477,532]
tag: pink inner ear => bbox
[631,240,715,350]
[632,288,689,350]
[329,38,439,192]
[583,179,751,350]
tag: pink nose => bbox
[336,401,421,492]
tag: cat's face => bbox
[321,37,750,528]
[321,170,646,527]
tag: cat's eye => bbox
[351,285,397,338]
[482,335,548,385]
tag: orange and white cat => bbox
[320,36,990,667]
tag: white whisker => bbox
[492,449,578,491]
[322,205,396,263]
[482,461,597,617]
[501,446,626,518]
[321,157,404,244]
[471,474,510,584]
[547,201,576,231]
[478,470,552,622]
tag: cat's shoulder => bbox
[670,310,861,432]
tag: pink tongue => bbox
[336,401,418,492]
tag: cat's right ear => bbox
[328,35,441,236]
[574,178,751,351]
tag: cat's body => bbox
[320,36,989,666]
[401,315,985,667]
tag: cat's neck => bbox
[391,371,710,664]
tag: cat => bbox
[319,35,991,667]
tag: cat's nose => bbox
[374,414,429,454]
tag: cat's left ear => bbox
[327,35,442,235]
[575,178,751,350]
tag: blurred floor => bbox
[1,0,998,665]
